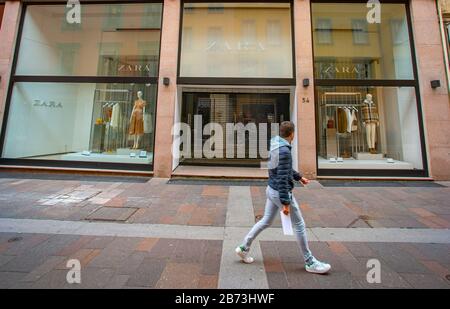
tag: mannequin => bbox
[129,91,146,149]
[362,94,379,154]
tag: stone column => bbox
[294,0,317,179]
[0,1,21,130]
[411,0,450,180]
[153,0,180,178]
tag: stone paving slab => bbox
[0,218,225,240]
[0,174,449,289]
[278,186,449,229]
[0,231,448,289]
[1,218,449,244]
[0,176,448,229]
[0,233,222,289]
[261,241,450,289]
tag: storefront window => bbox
[312,3,414,80]
[1,3,162,169]
[180,91,290,166]
[2,83,157,165]
[179,2,293,78]
[15,3,162,76]
[316,86,423,170]
[312,2,426,175]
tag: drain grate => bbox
[8,237,23,243]
[85,207,138,222]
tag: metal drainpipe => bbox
[437,0,450,91]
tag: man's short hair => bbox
[280,121,295,138]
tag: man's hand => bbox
[300,177,310,185]
[282,205,290,215]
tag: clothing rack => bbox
[91,89,132,152]
[320,92,366,158]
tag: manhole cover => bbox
[8,237,23,243]
[86,207,138,222]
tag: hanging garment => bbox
[337,108,347,133]
[103,106,113,122]
[351,110,358,132]
[143,108,153,134]
[345,108,353,133]
[111,103,121,128]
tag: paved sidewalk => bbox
[0,173,449,289]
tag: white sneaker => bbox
[235,246,254,264]
[305,257,331,274]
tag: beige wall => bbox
[294,0,317,179]
[153,0,180,178]
[411,0,450,180]
[0,1,20,132]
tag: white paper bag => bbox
[280,211,293,235]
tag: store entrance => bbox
[180,91,290,166]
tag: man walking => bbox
[236,121,331,274]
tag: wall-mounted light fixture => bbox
[431,80,441,89]
[163,77,170,86]
[303,78,310,87]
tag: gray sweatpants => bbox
[241,186,313,263]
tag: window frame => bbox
[177,0,296,85]
[311,0,429,178]
[0,1,164,172]
[0,3,4,31]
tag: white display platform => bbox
[355,152,385,160]
[318,156,414,170]
[116,148,145,156]
[60,152,153,164]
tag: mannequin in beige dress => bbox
[129,91,146,149]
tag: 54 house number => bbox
[302,97,310,103]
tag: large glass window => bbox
[3,83,157,165]
[312,2,426,175]
[316,86,423,170]
[1,3,162,168]
[179,2,293,79]
[180,91,290,166]
[15,4,162,76]
[312,3,414,80]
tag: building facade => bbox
[439,0,450,90]
[0,0,449,180]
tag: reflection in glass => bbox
[316,86,423,170]
[2,83,157,164]
[312,3,414,80]
[180,92,290,165]
[180,3,293,78]
[16,4,162,77]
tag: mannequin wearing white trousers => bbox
[362,94,379,154]
[365,122,377,150]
